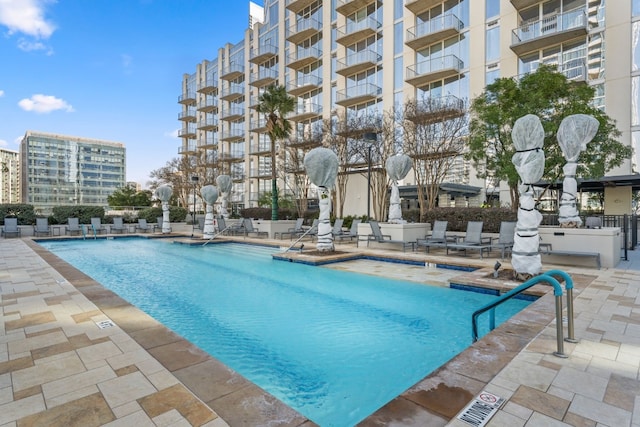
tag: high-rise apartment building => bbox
[20,131,126,214]
[0,148,20,204]
[178,0,634,214]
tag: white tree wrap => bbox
[557,114,599,227]
[155,185,173,234]
[386,155,412,223]
[304,147,339,252]
[216,175,232,219]
[511,114,545,276]
[200,185,219,239]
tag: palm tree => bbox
[256,84,295,220]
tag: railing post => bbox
[554,293,567,358]
[543,270,577,343]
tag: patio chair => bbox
[335,219,361,242]
[2,218,21,238]
[276,218,304,240]
[90,217,107,234]
[331,218,344,236]
[296,219,318,240]
[198,216,205,231]
[135,218,152,233]
[488,221,516,259]
[585,216,602,229]
[416,220,455,253]
[242,218,268,238]
[33,217,51,237]
[156,216,164,233]
[446,221,492,258]
[111,217,128,234]
[217,217,244,235]
[361,220,414,252]
[66,218,82,236]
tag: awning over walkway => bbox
[398,183,482,199]
[536,174,640,192]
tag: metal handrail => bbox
[202,226,234,246]
[285,226,316,252]
[471,272,567,357]
[81,224,87,240]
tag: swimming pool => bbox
[38,238,531,426]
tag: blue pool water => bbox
[38,238,531,427]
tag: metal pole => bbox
[367,145,372,220]
[191,176,199,237]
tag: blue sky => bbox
[0,0,258,186]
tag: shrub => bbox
[413,207,516,233]
[52,206,105,225]
[240,207,296,220]
[0,204,36,225]
[137,206,187,223]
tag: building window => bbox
[485,0,499,19]
[486,65,499,85]
[633,76,640,127]
[485,25,500,62]
[394,0,403,20]
[394,57,403,90]
[634,22,640,72]
[394,22,403,55]
[635,0,640,17]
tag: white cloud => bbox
[0,0,56,38]
[17,38,52,54]
[165,129,179,138]
[18,94,74,113]
[0,139,7,147]
[0,90,4,97]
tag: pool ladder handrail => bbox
[471,270,576,358]
[285,226,315,252]
[81,224,87,240]
[202,225,234,246]
[90,224,97,239]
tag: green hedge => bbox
[51,206,105,225]
[403,207,516,233]
[137,206,187,223]
[0,204,36,225]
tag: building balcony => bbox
[406,13,463,50]
[220,63,244,81]
[560,57,587,82]
[287,132,323,148]
[220,129,245,142]
[178,108,197,122]
[405,55,463,87]
[336,50,380,76]
[336,83,381,107]
[405,95,466,125]
[336,17,381,46]
[178,144,198,155]
[285,0,316,13]
[249,69,278,87]
[220,106,245,122]
[250,142,271,155]
[404,0,441,15]
[220,84,245,101]
[286,74,323,96]
[249,117,267,133]
[250,169,272,179]
[178,91,196,105]
[336,0,377,16]
[197,97,218,113]
[286,17,322,44]
[249,96,261,109]
[178,124,197,138]
[287,47,322,70]
[197,79,218,94]
[197,117,219,131]
[511,8,588,56]
[289,102,322,121]
[249,44,278,64]
[198,135,218,149]
[509,0,539,10]
[219,152,245,162]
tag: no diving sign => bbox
[457,391,504,427]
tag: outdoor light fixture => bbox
[191,175,199,237]
[363,132,378,220]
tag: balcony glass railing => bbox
[178,92,196,102]
[406,55,463,78]
[178,108,197,119]
[286,74,322,92]
[406,13,463,42]
[198,135,218,147]
[250,69,278,83]
[197,97,218,110]
[512,8,587,44]
[221,63,244,76]
[291,102,322,116]
[198,117,219,128]
[287,17,322,38]
[336,83,381,103]
[221,107,245,119]
[287,47,322,66]
[221,84,245,98]
[249,44,278,61]
[336,17,381,39]
[337,50,381,71]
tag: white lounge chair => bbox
[66,218,82,236]
[33,217,51,237]
[2,218,21,238]
[90,217,107,234]
[446,221,492,258]
[416,220,455,253]
[335,219,361,242]
[111,217,128,234]
[242,219,268,238]
[361,220,414,252]
[135,218,152,233]
[489,221,516,259]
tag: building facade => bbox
[0,148,20,204]
[20,131,126,214]
[178,0,635,215]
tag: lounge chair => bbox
[2,218,21,238]
[335,219,361,242]
[217,217,244,235]
[242,218,268,238]
[446,221,492,258]
[361,220,414,252]
[135,218,152,233]
[33,217,51,237]
[416,220,455,253]
[276,218,304,240]
[90,217,107,234]
[585,216,602,229]
[156,216,164,233]
[111,217,128,234]
[488,221,516,259]
[66,218,82,236]
[198,216,205,231]
[296,219,318,240]
[331,218,344,236]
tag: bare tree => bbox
[282,128,323,218]
[149,156,197,208]
[401,96,468,220]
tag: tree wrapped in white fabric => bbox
[385,154,412,224]
[200,185,219,239]
[511,114,545,278]
[216,175,232,220]
[155,185,173,234]
[557,114,599,228]
[304,147,339,252]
